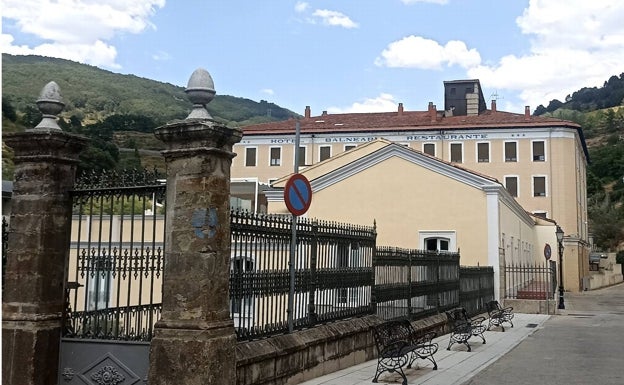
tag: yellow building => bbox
[266,139,558,300]
[233,79,590,292]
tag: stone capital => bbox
[154,119,242,153]
[3,129,89,165]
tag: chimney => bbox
[525,106,530,120]
[398,103,404,116]
[305,106,311,119]
[322,110,328,116]
[428,102,437,123]
[491,99,497,112]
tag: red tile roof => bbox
[241,109,581,135]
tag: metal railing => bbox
[504,261,557,300]
[230,210,377,340]
[373,247,462,320]
[459,266,495,315]
[64,169,166,342]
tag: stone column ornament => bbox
[2,82,88,385]
[148,68,242,385]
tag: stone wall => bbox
[236,313,449,385]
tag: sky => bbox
[2,0,624,116]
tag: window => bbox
[477,142,489,162]
[450,87,456,96]
[269,147,281,166]
[533,141,545,161]
[505,176,518,197]
[425,238,449,252]
[419,231,456,252]
[231,256,255,328]
[245,147,256,167]
[450,143,462,163]
[336,243,362,305]
[532,211,548,219]
[533,176,546,197]
[87,256,112,310]
[504,142,517,162]
[319,146,331,162]
[344,145,356,152]
[297,146,306,167]
[423,143,435,156]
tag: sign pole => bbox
[287,120,301,332]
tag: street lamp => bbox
[556,225,565,309]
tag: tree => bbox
[2,96,17,122]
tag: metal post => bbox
[558,241,565,309]
[287,120,301,332]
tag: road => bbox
[464,282,624,385]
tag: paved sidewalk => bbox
[300,313,550,385]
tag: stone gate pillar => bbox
[148,68,242,385]
[2,82,88,385]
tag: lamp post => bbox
[556,225,565,309]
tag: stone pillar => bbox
[2,82,88,385]
[148,68,242,385]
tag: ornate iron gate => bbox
[59,169,166,385]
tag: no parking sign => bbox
[284,173,312,216]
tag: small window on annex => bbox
[344,144,357,152]
[270,147,281,166]
[533,176,546,197]
[319,146,331,162]
[245,147,257,167]
[450,143,462,163]
[423,143,435,156]
[425,238,450,252]
[533,141,545,161]
[477,142,489,162]
[505,142,517,162]
[505,176,518,197]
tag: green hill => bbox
[2,54,299,177]
[1,54,298,127]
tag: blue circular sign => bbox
[544,243,552,260]
[284,173,312,216]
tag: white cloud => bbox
[152,50,171,61]
[375,36,481,69]
[401,0,449,4]
[1,0,165,68]
[261,88,275,96]
[327,93,398,113]
[468,0,624,109]
[312,9,358,29]
[294,1,309,13]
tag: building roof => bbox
[241,106,589,162]
[242,109,581,135]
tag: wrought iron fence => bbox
[230,210,377,340]
[459,266,495,315]
[48,168,494,342]
[504,261,557,300]
[64,169,166,341]
[373,247,461,320]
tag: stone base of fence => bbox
[503,299,558,315]
[235,313,449,385]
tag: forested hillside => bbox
[2,54,299,177]
[534,74,624,251]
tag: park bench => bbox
[445,307,487,352]
[371,319,439,385]
[485,300,514,331]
